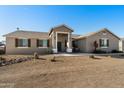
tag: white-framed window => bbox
[37,39,49,48]
[99,38,109,48]
[15,38,30,48]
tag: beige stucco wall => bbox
[86,31,119,52]
[6,37,50,55]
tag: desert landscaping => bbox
[0,54,124,87]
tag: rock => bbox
[0,63,2,66]
[51,56,56,62]
[17,59,22,63]
[0,56,33,67]
[89,55,95,59]
[1,63,6,66]
[34,52,39,59]
[14,59,18,63]
[5,61,10,65]
[0,57,6,61]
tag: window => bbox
[15,38,30,47]
[37,39,48,47]
[99,38,109,48]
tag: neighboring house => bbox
[3,24,120,54]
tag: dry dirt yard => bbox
[0,55,124,88]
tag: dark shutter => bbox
[28,39,31,47]
[47,40,49,47]
[15,38,18,47]
[107,39,109,47]
[99,39,102,47]
[37,39,39,47]
[65,40,67,47]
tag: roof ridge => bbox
[16,30,48,33]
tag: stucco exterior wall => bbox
[86,31,119,52]
[6,37,50,54]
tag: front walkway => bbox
[52,53,124,56]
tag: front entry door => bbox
[57,42,62,52]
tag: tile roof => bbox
[71,34,81,38]
[76,28,120,40]
[3,30,81,39]
[3,30,49,39]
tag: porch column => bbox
[55,32,58,53]
[67,32,72,53]
[52,32,54,48]
[52,32,58,53]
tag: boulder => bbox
[34,52,39,59]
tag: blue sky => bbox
[0,5,124,41]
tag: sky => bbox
[0,5,124,41]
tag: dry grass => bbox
[0,55,124,88]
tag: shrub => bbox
[93,49,107,54]
[0,50,5,55]
[72,47,80,53]
[111,50,123,53]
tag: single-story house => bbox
[3,24,120,54]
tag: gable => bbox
[53,25,73,31]
[86,29,120,41]
[93,29,120,40]
[74,28,120,40]
[49,24,73,35]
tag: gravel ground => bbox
[0,55,124,88]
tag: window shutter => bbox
[99,39,101,47]
[107,39,109,47]
[15,38,18,47]
[65,40,67,47]
[37,39,39,47]
[28,39,31,47]
[47,40,49,47]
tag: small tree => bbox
[93,41,98,51]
